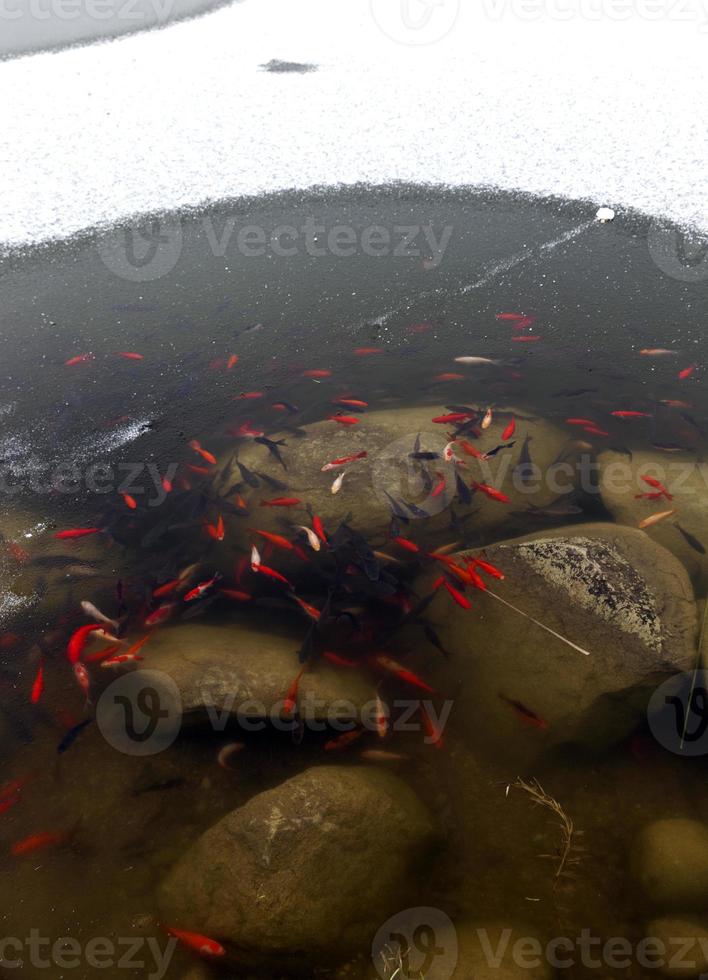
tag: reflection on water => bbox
[1,187,707,979]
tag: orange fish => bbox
[73,662,91,699]
[611,411,651,418]
[353,348,384,356]
[251,530,294,551]
[678,364,697,380]
[325,729,363,751]
[65,354,94,366]
[283,667,306,715]
[204,515,225,541]
[121,493,138,509]
[184,575,220,601]
[259,497,302,508]
[291,595,321,620]
[471,482,510,503]
[328,415,359,425]
[641,475,672,499]
[235,391,265,400]
[254,564,293,588]
[438,579,472,609]
[303,369,332,378]
[54,528,101,540]
[433,373,464,382]
[457,440,486,460]
[323,651,358,668]
[333,398,368,409]
[11,831,68,856]
[321,451,367,471]
[565,418,596,426]
[66,624,110,664]
[510,335,541,342]
[373,655,436,695]
[189,440,217,465]
[432,413,472,424]
[502,418,515,439]
[468,556,505,580]
[226,354,239,370]
[145,603,176,627]
[163,928,225,958]
[117,352,143,360]
[393,536,420,553]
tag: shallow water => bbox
[1,186,707,979]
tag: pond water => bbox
[1,185,707,980]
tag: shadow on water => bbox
[0,184,707,979]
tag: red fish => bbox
[254,564,293,588]
[252,530,293,551]
[54,528,101,540]
[30,663,44,704]
[433,372,464,382]
[471,482,510,503]
[582,426,609,437]
[565,418,597,426]
[432,413,472,424]
[226,354,239,370]
[65,354,94,366]
[353,348,384,356]
[323,651,359,668]
[184,575,220,601]
[325,730,364,751]
[393,536,420,553]
[66,624,109,664]
[495,312,527,321]
[468,556,505,580]
[502,418,515,439]
[145,603,176,627]
[162,476,173,493]
[283,667,306,714]
[83,644,122,665]
[204,515,225,541]
[321,451,367,471]
[189,440,217,465]
[373,655,436,695]
[117,352,143,360]
[439,580,472,609]
[235,391,265,400]
[163,928,225,958]
[641,475,672,499]
[259,497,302,508]
[312,515,327,543]
[303,369,332,378]
[11,831,68,856]
[328,415,359,425]
[678,364,697,380]
[611,411,651,418]
[457,440,486,460]
[333,398,368,409]
[431,472,446,498]
[291,595,321,620]
[121,493,138,509]
[510,335,541,343]
[219,588,252,602]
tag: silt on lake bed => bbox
[1,185,708,980]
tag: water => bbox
[1,186,707,979]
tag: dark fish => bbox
[551,387,599,397]
[403,500,430,519]
[255,471,289,492]
[57,719,93,754]
[383,491,411,521]
[680,412,704,435]
[484,441,515,458]
[410,451,441,460]
[454,470,472,505]
[421,621,451,658]
[675,524,706,554]
[237,461,260,487]
[132,777,186,796]
[514,435,535,485]
[255,436,287,470]
[607,445,633,460]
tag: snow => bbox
[1,0,706,247]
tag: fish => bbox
[323,651,359,668]
[471,482,510,503]
[325,729,364,751]
[353,348,384,356]
[237,462,260,488]
[73,663,91,700]
[328,415,360,426]
[433,373,465,382]
[374,694,388,738]
[254,564,293,588]
[333,398,368,409]
[54,528,101,540]
[30,663,44,704]
[467,556,505,580]
[495,312,527,321]
[484,441,515,458]
[454,470,472,505]
[499,694,548,729]
[217,742,245,769]
[121,493,138,509]
[453,356,499,366]
[283,667,306,714]
[163,928,225,958]
[218,588,252,602]
[372,654,436,694]
[481,407,493,429]
[652,442,690,453]
[565,418,597,426]
[254,436,287,469]
[302,369,332,378]
[118,352,144,360]
[640,348,678,356]
[226,354,239,369]
[640,475,672,499]
[66,624,115,664]
[360,750,408,761]
[675,524,706,554]
[80,600,119,630]
[510,335,541,342]
[420,704,444,749]
[502,417,515,439]
[432,413,472,424]
[204,515,225,541]
[184,575,221,601]
[145,603,176,627]
[678,364,697,380]
[321,451,367,471]
[57,719,93,754]
[259,497,302,507]
[393,537,420,553]
[11,831,69,856]
[291,595,321,621]
[252,529,294,551]
[638,509,676,529]
[331,472,346,494]
[65,354,95,366]
[611,410,651,418]
[189,440,217,465]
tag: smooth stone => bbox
[632,819,708,912]
[598,447,708,591]
[210,403,585,571]
[157,766,435,970]
[400,523,697,761]
[133,622,374,727]
[646,916,708,978]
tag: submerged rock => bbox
[402,523,697,760]
[211,404,585,570]
[598,447,708,591]
[157,766,434,969]
[645,916,708,978]
[632,819,708,912]
[134,623,373,728]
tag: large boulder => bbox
[157,766,435,970]
[210,404,585,567]
[131,622,374,729]
[399,523,697,762]
[598,447,708,591]
[632,819,708,912]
